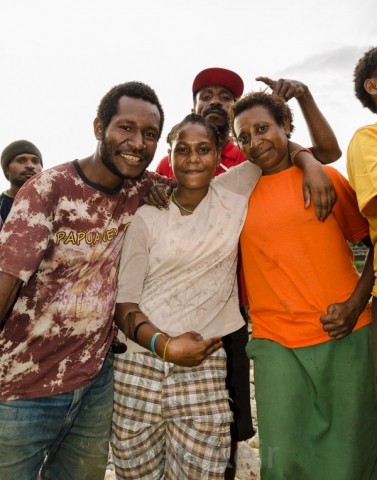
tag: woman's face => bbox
[169,122,220,190]
[233,105,291,175]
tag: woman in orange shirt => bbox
[231,91,377,480]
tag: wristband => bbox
[133,321,150,344]
[163,338,172,362]
[150,332,165,354]
[290,147,312,164]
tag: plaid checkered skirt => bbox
[111,348,232,479]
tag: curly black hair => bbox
[229,91,294,139]
[354,46,377,113]
[167,113,222,150]
[96,81,165,138]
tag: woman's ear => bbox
[283,118,291,137]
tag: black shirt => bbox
[0,192,14,227]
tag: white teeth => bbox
[120,154,140,163]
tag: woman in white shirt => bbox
[111,113,261,479]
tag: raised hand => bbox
[256,76,308,101]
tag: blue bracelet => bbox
[150,332,165,354]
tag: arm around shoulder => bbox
[289,141,337,222]
[213,160,261,198]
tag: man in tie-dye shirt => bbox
[0,81,176,480]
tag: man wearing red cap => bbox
[156,68,246,178]
[157,68,341,177]
[155,67,341,479]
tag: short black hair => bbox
[167,113,222,149]
[97,81,165,138]
[354,46,377,113]
[230,91,294,139]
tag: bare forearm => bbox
[297,88,341,164]
[114,301,168,355]
[320,244,374,339]
[347,246,375,315]
[114,301,223,366]
[114,302,154,340]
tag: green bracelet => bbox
[150,332,165,354]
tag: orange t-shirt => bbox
[241,165,371,348]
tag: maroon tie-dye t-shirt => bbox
[0,161,170,400]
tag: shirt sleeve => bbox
[212,161,261,198]
[117,212,150,304]
[0,176,55,282]
[325,166,370,243]
[347,126,377,217]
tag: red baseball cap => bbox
[192,67,244,99]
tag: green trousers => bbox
[247,326,377,480]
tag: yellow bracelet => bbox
[163,338,172,362]
[290,147,312,164]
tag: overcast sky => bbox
[0,0,376,192]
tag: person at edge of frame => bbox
[347,46,377,398]
[0,140,43,230]
[0,81,179,479]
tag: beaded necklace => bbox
[171,190,193,214]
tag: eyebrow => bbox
[15,154,40,159]
[175,140,212,145]
[118,119,159,131]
